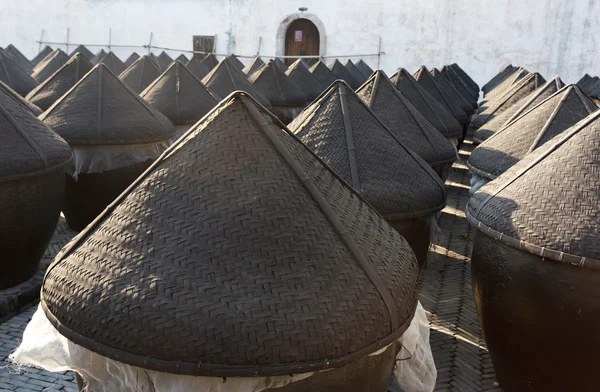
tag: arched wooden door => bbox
[284,19,320,65]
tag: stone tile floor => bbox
[0,138,503,391]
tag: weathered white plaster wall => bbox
[0,0,597,85]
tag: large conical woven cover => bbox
[390,68,463,138]
[98,52,126,76]
[413,66,468,124]
[185,54,212,80]
[31,46,54,67]
[248,60,308,106]
[90,49,107,65]
[450,63,479,93]
[483,67,529,103]
[226,54,245,71]
[124,52,140,68]
[329,59,360,89]
[1,81,42,115]
[69,45,94,61]
[471,72,546,131]
[202,59,271,108]
[285,59,325,101]
[118,55,161,94]
[157,51,173,71]
[0,85,71,181]
[481,65,515,95]
[467,109,600,266]
[26,53,93,111]
[248,60,307,106]
[242,56,264,75]
[344,60,367,86]
[40,64,174,145]
[0,49,38,96]
[356,60,374,79]
[5,44,33,74]
[441,65,478,104]
[31,49,70,83]
[473,77,564,143]
[289,80,446,217]
[310,60,337,88]
[356,71,458,166]
[430,67,474,115]
[140,61,217,126]
[469,85,597,179]
[40,91,420,376]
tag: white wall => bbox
[1,0,597,85]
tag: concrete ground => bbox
[0,138,503,391]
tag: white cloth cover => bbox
[65,141,171,179]
[11,302,435,392]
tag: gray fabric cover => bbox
[26,53,94,111]
[119,55,161,94]
[40,64,174,145]
[356,71,458,166]
[202,59,271,108]
[289,80,446,217]
[390,68,463,138]
[141,61,217,126]
[468,85,597,179]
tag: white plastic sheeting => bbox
[65,141,171,179]
[11,302,435,392]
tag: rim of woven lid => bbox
[40,63,175,144]
[467,111,600,269]
[291,79,447,219]
[42,89,419,376]
[358,70,459,167]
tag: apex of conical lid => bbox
[26,53,94,111]
[4,44,32,73]
[140,61,217,125]
[31,49,70,82]
[468,84,597,180]
[450,63,479,92]
[479,72,546,119]
[430,67,473,114]
[90,49,107,65]
[289,79,446,218]
[329,59,360,89]
[344,59,368,86]
[185,54,212,80]
[157,51,173,70]
[0,81,71,181]
[389,67,463,138]
[118,55,161,94]
[285,59,325,100]
[30,46,54,67]
[413,65,468,123]
[202,58,271,108]
[0,49,38,96]
[355,59,374,79]
[481,64,515,93]
[483,67,529,101]
[98,52,126,76]
[273,57,288,72]
[124,52,140,68]
[248,59,307,106]
[175,53,189,64]
[309,60,338,88]
[69,45,95,61]
[40,90,420,377]
[357,70,459,166]
[201,53,220,69]
[473,76,565,144]
[242,56,265,75]
[40,63,174,145]
[225,54,244,71]
[467,109,600,268]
